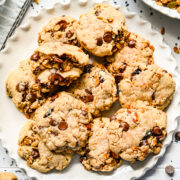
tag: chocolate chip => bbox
[31,53,40,61]
[52,55,64,64]
[132,68,142,76]
[80,156,87,162]
[80,94,94,103]
[114,74,123,83]
[60,54,72,61]
[143,130,152,140]
[50,94,59,102]
[58,20,67,31]
[33,66,41,75]
[32,149,39,158]
[85,89,92,95]
[95,10,101,16]
[128,40,136,48]
[86,124,91,131]
[28,93,36,103]
[49,73,63,83]
[140,139,149,146]
[58,121,68,130]
[49,118,57,126]
[26,108,34,115]
[110,115,116,121]
[96,37,103,46]
[119,66,126,73]
[44,108,53,118]
[66,30,74,38]
[165,165,174,176]
[81,110,88,116]
[99,77,104,83]
[16,82,28,92]
[119,121,129,131]
[52,131,59,136]
[111,152,119,159]
[175,132,180,141]
[152,126,162,136]
[103,32,112,43]
[84,64,94,73]
[152,92,156,100]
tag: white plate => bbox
[0,0,180,179]
[141,0,180,20]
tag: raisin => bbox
[58,121,68,130]
[132,68,142,76]
[103,32,112,43]
[96,37,103,46]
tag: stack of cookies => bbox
[6,4,176,173]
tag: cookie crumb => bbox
[165,165,174,176]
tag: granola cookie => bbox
[76,4,127,57]
[0,172,17,180]
[34,92,92,153]
[6,60,47,118]
[30,42,89,91]
[68,63,117,116]
[119,64,176,110]
[38,16,79,46]
[106,32,154,82]
[80,117,122,172]
[18,120,73,173]
[108,106,167,163]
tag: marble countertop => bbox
[0,0,180,179]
